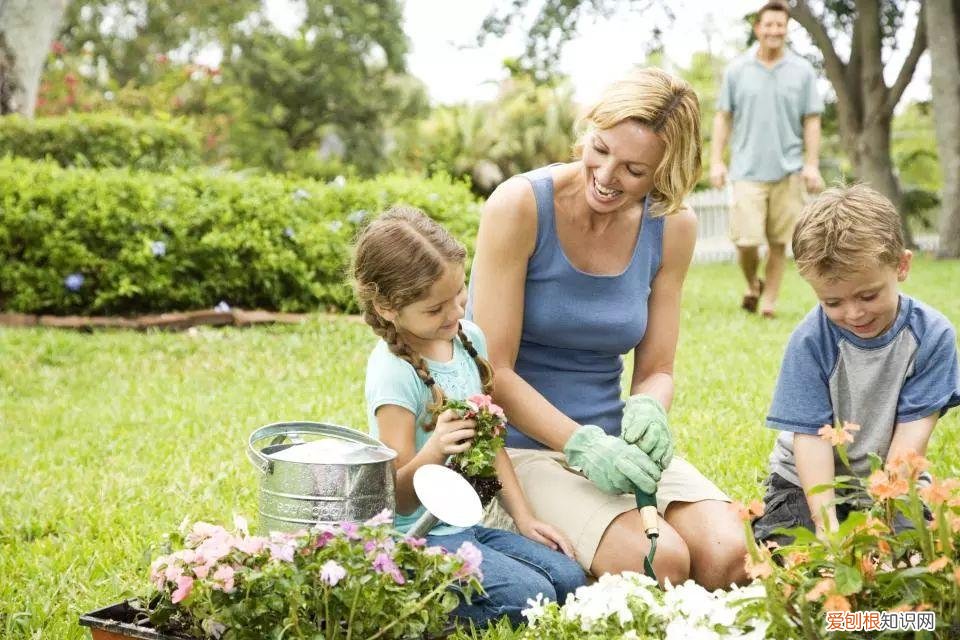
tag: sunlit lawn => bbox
[2,258,958,639]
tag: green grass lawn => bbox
[2,258,959,639]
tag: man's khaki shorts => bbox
[482,448,730,572]
[730,173,805,247]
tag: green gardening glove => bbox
[621,394,673,470]
[563,425,661,495]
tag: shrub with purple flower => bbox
[147,512,482,639]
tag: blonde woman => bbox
[468,68,748,588]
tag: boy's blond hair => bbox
[573,67,702,218]
[792,184,905,279]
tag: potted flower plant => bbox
[442,394,506,506]
[80,512,482,640]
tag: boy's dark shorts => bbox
[752,473,928,547]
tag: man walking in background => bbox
[710,0,824,318]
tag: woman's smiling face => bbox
[580,120,665,214]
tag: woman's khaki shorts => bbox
[729,173,806,247]
[482,448,730,572]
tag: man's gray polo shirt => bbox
[717,47,823,182]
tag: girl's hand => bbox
[516,517,576,559]
[426,409,477,457]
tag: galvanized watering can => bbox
[247,421,398,533]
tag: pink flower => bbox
[196,536,232,564]
[488,403,506,420]
[212,565,236,593]
[372,552,405,585]
[186,522,225,546]
[171,575,194,603]
[320,560,347,586]
[424,546,446,556]
[192,562,211,579]
[339,521,361,540]
[164,562,184,583]
[364,540,378,554]
[455,541,483,580]
[235,535,267,554]
[365,509,393,527]
[467,394,492,411]
[267,541,295,562]
[404,536,427,548]
[311,530,335,550]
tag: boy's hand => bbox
[564,425,661,495]
[620,394,673,469]
[426,409,476,457]
[515,517,577,559]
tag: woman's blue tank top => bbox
[468,166,665,449]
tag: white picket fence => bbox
[687,188,940,264]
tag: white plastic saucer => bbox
[412,464,483,527]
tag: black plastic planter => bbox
[79,601,189,640]
[80,600,457,639]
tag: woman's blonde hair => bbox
[352,206,494,425]
[574,67,702,217]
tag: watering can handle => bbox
[246,421,385,474]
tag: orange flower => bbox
[860,554,877,579]
[887,450,930,480]
[785,550,811,568]
[919,480,950,506]
[949,514,960,534]
[928,557,950,573]
[818,422,859,446]
[805,577,835,601]
[867,469,909,501]
[781,583,795,598]
[745,552,774,579]
[823,594,852,611]
[733,499,766,522]
[877,539,892,555]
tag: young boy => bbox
[752,184,960,543]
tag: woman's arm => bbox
[629,207,697,409]
[492,448,576,556]
[470,177,583,452]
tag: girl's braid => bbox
[362,307,445,428]
[457,321,495,395]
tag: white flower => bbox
[521,592,549,624]
[331,175,346,189]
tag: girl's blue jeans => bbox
[426,525,587,628]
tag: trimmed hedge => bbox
[0,158,481,315]
[0,113,201,171]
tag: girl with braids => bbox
[354,205,585,628]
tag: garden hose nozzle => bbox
[635,489,659,582]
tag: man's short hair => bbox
[757,1,790,21]
[792,184,905,279]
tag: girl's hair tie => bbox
[424,376,436,387]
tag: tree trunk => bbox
[791,0,925,249]
[850,112,905,219]
[926,0,960,258]
[0,0,70,117]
